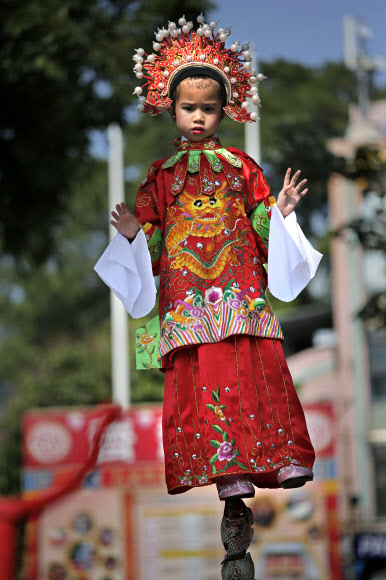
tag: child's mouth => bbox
[192,127,204,134]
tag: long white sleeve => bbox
[267,204,322,302]
[94,229,156,318]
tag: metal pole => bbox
[108,123,130,408]
[356,19,370,120]
[343,16,372,120]
[244,55,261,164]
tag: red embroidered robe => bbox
[134,136,283,366]
[134,136,314,494]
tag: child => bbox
[95,14,322,580]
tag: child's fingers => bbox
[290,169,301,187]
[299,188,308,196]
[110,220,117,229]
[121,201,129,212]
[111,211,119,220]
[115,203,125,215]
[283,168,291,187]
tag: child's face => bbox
[173,79,224,142]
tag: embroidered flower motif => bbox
[136,325,159,370]
[138,333,156,347]
[214,406,226,422]
[179,471,193,485]
[218,441,236,462]
[197,473,209,485]
[204,286,223,305]
[206,385,248,475]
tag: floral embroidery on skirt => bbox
[163,335,315,494]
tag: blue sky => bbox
[207,0,385,85]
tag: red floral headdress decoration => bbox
[132,13,266,123]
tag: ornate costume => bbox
[131,135,315,495]
[95,13,322,579]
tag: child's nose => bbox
[193,109,204,123]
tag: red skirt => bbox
[163,335,314,495]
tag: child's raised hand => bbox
[276,168,308,218]
[110,202,141,241]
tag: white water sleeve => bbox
[94,229,156,318]
[267,204,322,302]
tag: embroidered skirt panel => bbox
[163,335,315,495]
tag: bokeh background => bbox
[0,0,385,578]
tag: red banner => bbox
[23,406,163,470]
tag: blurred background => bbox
[0,0,385,578]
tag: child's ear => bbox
[168,105,176,120]
[220,108,226,121]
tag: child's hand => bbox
[276,168,308,218]
[110,202,141,241]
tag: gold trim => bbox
[234,336,250,463]
[272,339,307,466]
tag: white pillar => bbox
[108,123,130,408]
[244,56,261,164]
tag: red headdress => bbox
[132,13,266,123]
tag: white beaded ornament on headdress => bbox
[132,13,266,123]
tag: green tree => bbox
[0,0,211,264]
[0,157,166,495]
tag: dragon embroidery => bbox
[165,182,248,280]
